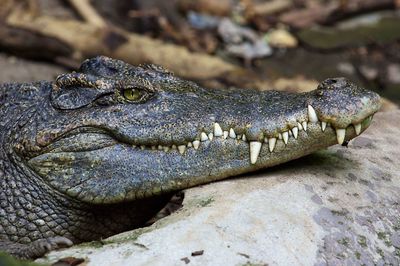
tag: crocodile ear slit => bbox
[50,73,115,110]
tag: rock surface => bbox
[38,110,400,266]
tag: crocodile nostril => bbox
[325,78,338,85]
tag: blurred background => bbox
[0,0,399,109]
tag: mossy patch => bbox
[376,247,384,258]
[355,251,361,260]
[395,248,400,257]
[102,227,153,245]
[77,240,104,249]
[331,209,348,217]
[0,253,45,266]
[337,237,350,247]
[197,197,214,207]
[240,262,267,266]
[357,235,367,248]
[377,231,392,247]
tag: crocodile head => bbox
[21,56,380,204]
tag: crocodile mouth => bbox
[26,103,377,204]
[36,104,375,165]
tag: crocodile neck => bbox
[0,83,171,244]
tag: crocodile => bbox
[0,56,381,259]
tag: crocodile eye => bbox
[123,88,144,101]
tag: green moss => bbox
[338,237,350,247]
[101,227,152,245]
[376,247,384,258]
[357,235,367,248]
[377,231,392,247]
[335,253,346,259]
[377,231,386,240]
[395,248,400,257]
[331,209,348,216]
[393,220,400,231]
[0,253,45,266]
[197,197,214,207]
[77,240,104,249]
[355,251,361,260]
[240,262,267,266]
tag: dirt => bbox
[0,53,67,83]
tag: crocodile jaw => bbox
[28,107,374,204]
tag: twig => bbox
[4,8,240,80]
[68,0,106,28]
[245,0,292,17]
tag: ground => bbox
[0,53,66,83]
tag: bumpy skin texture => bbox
[0,56,381,259]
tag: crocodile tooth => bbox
[187,142,193,147]
[336,129,346,145]
[132,145,137,148]
[321,121,327,132]
[151,146,156,150]
[354,123,361,135]
[292,127,298,139]
[158,145,163,150]
[297,122,303,130]
[192,140,200,150]
[242,134,247,141]
[178,145,186,154]
[200,132,208,141]
[140,145,145,150]
[278,133,282,140]
[268,138,277,152]
[163,146,170,152]
[229,128,236,138]
[237,134,241,140]
[214,123,223,137]
[308,105,318,123]
[223,131,229,139]
[249,141,262,164]
[208,133,214,141]
[302,121,307,131]
[282,131,289,144]
[171,145,177,150]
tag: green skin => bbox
[0,56,381,259]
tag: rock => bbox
[337,62,356,75]
[266,28,298,48]
[296,11,400,49]
[380,98,399,112]
[387,64,400,84]
[359,65,378,81]
[225,40,272,63]
[187,11,220,30]
[218,18,272,62]
[38,111,400,265]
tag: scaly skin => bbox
[0,56,381,259]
